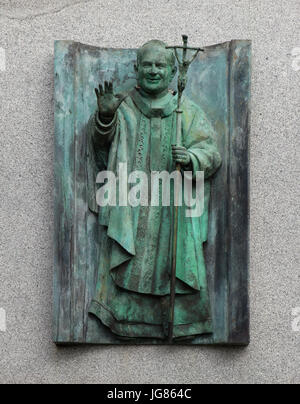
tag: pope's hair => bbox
[137,40,176,68]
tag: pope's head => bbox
[135,40,177,96]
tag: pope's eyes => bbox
[142,63,167,68]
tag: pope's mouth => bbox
[146,78,161,83]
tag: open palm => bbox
[95,81,125,119]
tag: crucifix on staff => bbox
[166,35,204,342]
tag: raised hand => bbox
[95,81,125,120]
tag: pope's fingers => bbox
[171,145,186,150]
[172,152,188,157]
[173,157,187,162]
[172,150,187,154]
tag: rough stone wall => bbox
[0,0,299,384]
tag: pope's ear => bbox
[171,65,177,79]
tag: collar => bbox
[130,87,178,118]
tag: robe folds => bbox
[87,88,222,339]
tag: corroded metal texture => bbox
[53,40,251,345]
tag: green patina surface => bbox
[53,39,251,345]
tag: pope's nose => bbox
[149,64,159,74]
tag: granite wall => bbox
[0,0,299,384]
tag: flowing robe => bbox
[87,88,222,339]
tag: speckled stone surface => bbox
[0,0,299,384]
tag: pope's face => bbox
[136,47,176,95]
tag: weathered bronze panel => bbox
[53,39,251,345]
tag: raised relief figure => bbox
[87,39,222,341]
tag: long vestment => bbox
[87,88,222,339]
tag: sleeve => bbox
[183,105,222,180]
[86,111,117,214]
[93,111,117,148]
[88,111,119,171]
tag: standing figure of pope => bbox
[87,40,222,340]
